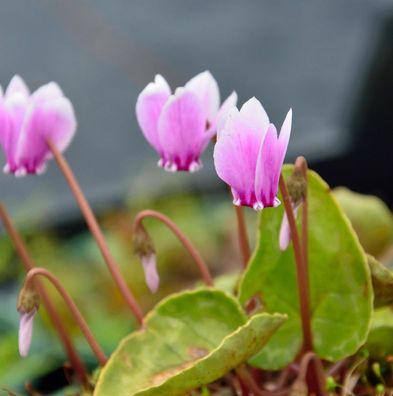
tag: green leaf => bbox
[333,187,393,256]
[94,289,285,396]
[239,167,373,369]
[368,254,393,308]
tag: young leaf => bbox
[94,289,285,396]
[239,166,373,369]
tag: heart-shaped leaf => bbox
[239,167,373,369]
[94,289,285,396]
[366,307,393,359]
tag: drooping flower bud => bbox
[16,282,40,357]
[133,224,160,293]
[278,164,306,251]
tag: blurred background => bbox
[1,1,393,394]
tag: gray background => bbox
[0,0,391,225]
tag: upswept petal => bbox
[2,93,29,173]
[0,96,10,159]
[18,309,36,357]
[255,124,280,208]
[136,74,171,153]
[17,97,77,174]
[157,88,205,171]
[209,91,238,141]
[5,75,30,100]
[239,97,270,135]
[277,109,292,165]
[214,108,262,206]
[185,71,220,122]
[31,82,64,103]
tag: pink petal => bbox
[5,75,30,100]
[279,203,300,250]
[18,308,36,357]
[157,88,205,171]
[136,75,171,154]
[17,96,77,174]
[185,71,220,122]
[207,91,238,142]
[31,82,63,103]
[2,93,30,173]
[141,254,160,293]
[239,97,270,135]
[214,107,263,207]
[277,109,292,165]
[255,124,280,208]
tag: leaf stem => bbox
[47,139,144,325]
[24,267,108,366]
[133,210,214,286]
[279,173,312,352]
[0,203,88,383]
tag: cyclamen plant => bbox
[0,71,391,396]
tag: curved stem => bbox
[234,205,251,267]
[279,174,312,352]
[0,203,88,383]
[47,139,144,325]
[24,268,107,366]
[133,210,214,286]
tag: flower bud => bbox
[16,282,39,358]
[133,225,160,293]
[286,167,306,206]
[17,282,40,314]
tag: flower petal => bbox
[141,254,160,293]
[239,97,269,134]
[31,82,64,103]
[18,309,36,357]
[158,88,205,171]
[207,91,238,142]
[255,123,280,207]
[185,71,220,122]
[136,75,171,153]
[214,107,263,206]
[5,75,30,100]
[277,109,292,165]
[17,96,77,174]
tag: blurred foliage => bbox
[0,192,248,394]
[333,187,393,257]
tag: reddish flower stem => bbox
[297,156,309,281]
[234,205,251,267]
[24,267,107,366]
[47,139,144,325]
[0,203,88,383]
[133,210,213,286]
[279,174,313,352]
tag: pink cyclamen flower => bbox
[136,71,237,172]
[214,97,292,210]
[18,308,37,357]
[0,75,77,176]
